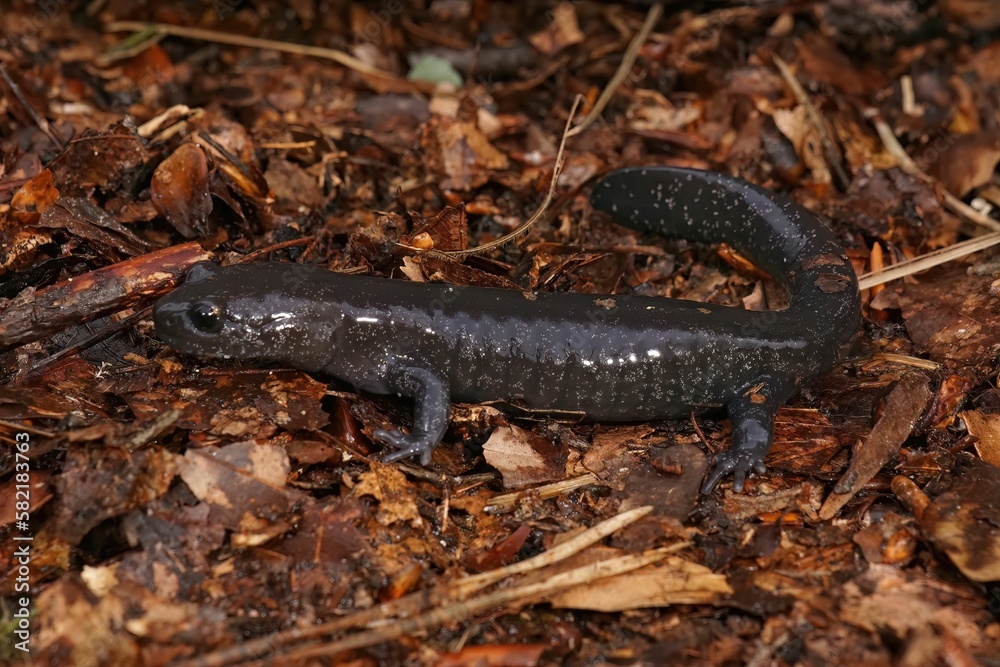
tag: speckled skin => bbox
[153,167,860,492]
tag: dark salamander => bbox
[153,167,861,492]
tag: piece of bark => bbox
[0,242,210,350]
[820,374,932,519]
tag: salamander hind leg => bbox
[701,376,795,494]
[375,366,450,466]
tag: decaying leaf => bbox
[151,142,214,238]
[820,374,932,520]
[354,465,423,527]
[549,550,732,611]
[918,458,1000,582]
[482,424,566,489]
[176,441,296,532]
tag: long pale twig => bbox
[264,547,682,666]
[858,230,1000,290]
[173,505,663,667]
[103,21,429,93]
[485,473,600,512]
[872,353,941,371]
[866,109,1000,232]
[457,504,654,589]
[405,95,582,258]
[567,2,664,138]
[773,55,850,190]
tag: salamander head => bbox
[152,262,341,372]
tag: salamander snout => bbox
[152,293,233,357]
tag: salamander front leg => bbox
[701,378,792,494]
[375,367,450,466]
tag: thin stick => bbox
[172,505,659,667]
[0,65,65,151]
[0,419,56,438]
[239,237,316,263]
[866,109,1000,232]
[458,505,655,589]
[485,472,600,512]
[567,2,664,138]
[410,95,582,258]
[857,230,1000,290]
[773,55,850,190]
[873,353,941,371]
[103,21,429,93]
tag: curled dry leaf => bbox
[960,410,1000,467]
[419,114,509,191]
[483,424,567,490]
[401,204,468,251]
[151,142,213,238]
[923,131,1000,197]
[529,2,584,55]
[8,168,59,225]
[917,458,1000,582]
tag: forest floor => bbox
[1,1,1000,665]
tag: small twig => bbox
[872,353,941,371]
[485,472,601,512]
[858,230,1000,290]
[95,27,165,65]
[267,546,682,666]
[773,54,850,191]
[239,237,316,263]
[125,409,181,451]
[102,21,430,93]
[689,411,711,453]
[567,2,664,138]
[174,506,658,667]
[401,95,582,258]
[461,507,661,590]
[25,307,152,378]
[866,109,1000,232]
[0,419,56,438]
[0,65,65,151]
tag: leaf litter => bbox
[1,2,1000,665]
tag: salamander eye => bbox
[188,301,224,333]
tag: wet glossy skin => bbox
[153,167,861,492]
